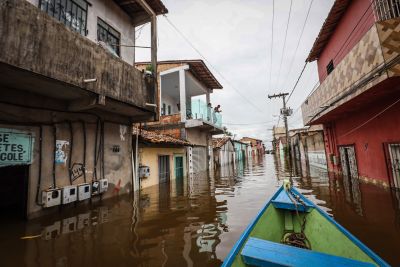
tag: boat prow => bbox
[222,184,389,267]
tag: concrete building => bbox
[136,60,224,175]
[301,0,400,188]
[289,126,328,178]
[132,128,189,189]
[233,140,248,162]
[272,126,286,154]
[0,0,167,219]
[212,137,235,168]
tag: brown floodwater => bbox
[1,154,400,266]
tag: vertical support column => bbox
[179,69,187,122]
[136,0,158,119]
[206,88,211,122]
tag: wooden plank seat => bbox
[241,237,375,267]
[271,190,313,213]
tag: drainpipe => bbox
[136,0,158,120]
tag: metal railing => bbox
[188,99,223,128]
[373,0,400,21]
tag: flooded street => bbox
[2,155,400,266]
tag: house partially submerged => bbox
[212,137,235,168]
[136,60,224,175]
[132,128,190,189]
[0,0,167,219]
[301,0,400,188]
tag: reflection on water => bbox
[1,155,400,266]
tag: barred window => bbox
[97,18,121,56]
[39,0,88,36]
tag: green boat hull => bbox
[223,186,388,267]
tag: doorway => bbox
[339,145,359,179]
[158,155,170,184]
[0,165,29,220]
[175,156,184,196]
[388,143,400,188]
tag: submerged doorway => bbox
[388,143,400,189]
[175,155,184,196]
[158,155,170,184]
[0,165,29,220]
[339,145,359,179]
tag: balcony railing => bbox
[373,0,400,21]
[189,99,223,128]
[1,0,155,116]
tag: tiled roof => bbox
[132,127,190,146]
[136,59,223,89]
[307,0,351,62]
[212,137,231,149]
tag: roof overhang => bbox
[136,60,223,89]
[113,0,168,26]
[306,0,351,62]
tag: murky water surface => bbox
[2,155,400,266]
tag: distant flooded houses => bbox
[301,0,400,189]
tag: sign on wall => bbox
[0,129,33,167]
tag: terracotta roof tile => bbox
[132,127,190,146]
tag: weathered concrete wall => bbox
[1,0,153,111]
[186,128,207,146]
[0,99,134,219]
[138,147,186,189]
[25,0,136,65]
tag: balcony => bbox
[0,0,156,121]
[302,17,400,125]
[189,99,223,128]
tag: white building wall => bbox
[25,0,136,65]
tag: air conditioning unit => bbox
[139,166,150,178]
[42,221,61,240]
[92,181,100,195]
[62,216,77,234]
[42,188,61,208]
[99,179,109,193]
[62,185,77,204]
[78,183,91,201]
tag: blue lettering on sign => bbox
[0,129,33,167]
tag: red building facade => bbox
[302,0,400,189]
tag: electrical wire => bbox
[284,1,375,107]
[281,0,314,90]
[162,15,264,114]
[340,96,400,138]
[276,0,293,91]
[269,0,275,92]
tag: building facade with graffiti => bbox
[301,0,400,188]
[0,0,168,219]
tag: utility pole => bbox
[268,93,293,173]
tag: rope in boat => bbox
[281,183,311,250]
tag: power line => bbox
[276,0,293,91]
[282,0,314,90]
[223,121,274,126]
[284,1,374,106]
[340,96,400,138]
[163,15,264,113]
[269,0,275,92]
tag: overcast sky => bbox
[136,0,334,146]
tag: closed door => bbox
[339,146,359,179]
[175,156,184,180]
[388,144,400,188]
[158,155,170,184]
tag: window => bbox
[97,18,121,56]
[168,105,171,115]
[39,0,88,36]
[326,60,334,75]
